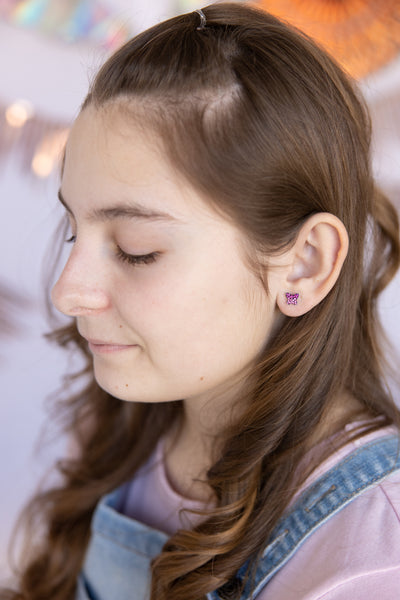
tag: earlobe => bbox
[277,213,349,317]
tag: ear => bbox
[276,213,349,317]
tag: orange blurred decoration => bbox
[256,0,400,78]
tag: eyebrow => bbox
[57,189,179,223]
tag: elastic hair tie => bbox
[194,8,207,31]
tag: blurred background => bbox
[0,0,399,580]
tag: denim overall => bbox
[76,435,400,600]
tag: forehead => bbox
[61,106,235,229]
[64,106,168,191]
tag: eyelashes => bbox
[116,247,160,266]
[64,232,160,267]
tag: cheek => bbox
[120,278,215,340]
[118,264,272,360]
[102,262,275,403]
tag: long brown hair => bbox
[3,3,400,599]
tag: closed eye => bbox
[116,247,160,266]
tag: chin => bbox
[93,374,171,404]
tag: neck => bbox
[163,387,369,502]
[163,383,245,501]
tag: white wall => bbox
[362,57,400,395]
[0,23,99,581]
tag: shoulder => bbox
[257,436,400,600]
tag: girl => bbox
[3,3,400,599]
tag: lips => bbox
[89,343,135,354]
[85,337,124,346]
[82,336,138,354]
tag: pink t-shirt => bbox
[121,426,400,599]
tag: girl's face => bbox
[52,106,280,405]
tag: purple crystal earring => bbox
[285,292,299,305]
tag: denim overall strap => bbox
[77,486,169,600]
[208,434,400,600]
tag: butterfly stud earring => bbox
[285,292,299,305]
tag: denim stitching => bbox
[262,529,289,555]
[305,484,336,512]
[297,435,399,503]
[209,436,400,600]
[86,435,400,600]
[250,435,400,598]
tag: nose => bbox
[51,247,111,317]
